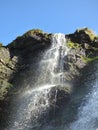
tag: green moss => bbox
[24,29,43,37]
[0,82,13,100]
[30,29,43,33]
[92,47,98,51]
[81,56,98,63]
[4,58,10,64]
[85,29,95,41]
[44,33,49,39]
[66,42,80,49]
[76,28,96,41]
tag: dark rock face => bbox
[0,29,52,128]
[66,28,95,44]
[48,85,71,107]
[64,28,98,83]
[0,28,98,128]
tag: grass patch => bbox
[81,56,98,63]
[66,42,80,49]
[24,29,43,37]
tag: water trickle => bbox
[70,74,98,130]
[7,33,69,130]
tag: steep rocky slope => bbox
[0,29,51,100]
[0,28,98,128]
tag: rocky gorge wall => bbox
[0,28,98,128]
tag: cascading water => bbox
[6,34,69,130]
[70,71,98,130]
[38,33,69,85]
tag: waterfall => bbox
[7,34,69,130]
[38,33,69,85]
[70,72,98,130]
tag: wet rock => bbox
[48,84,71,107]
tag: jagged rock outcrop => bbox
[64,28,98,82]
[0,28,98,128]
[0,29,51,128]
[0,29,51,100]
[0,47,18,100]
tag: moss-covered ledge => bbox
[65,28,98,66]
[7,29,51,50]
[66,27,98,45]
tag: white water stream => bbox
[6,34,69,130]
[70,72,98,130]
[38,33,69,85]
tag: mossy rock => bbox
[66,27,97,45]
[0,81,13,100]
[66,42,80,49]
[81,56,98,63]
[7,28,51,51]
[48,84,71,107]
[76,28,96,41]
[24,29,43,37]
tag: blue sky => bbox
[0,0,98,45]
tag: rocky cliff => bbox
[0,28,98,128]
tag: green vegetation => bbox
[84,28,95,41]
[92,47,98,51]
[81,56,98,63]
[29,29,43,34]
[24,29,43,37]
[0,82,13,100]
[66,42,80,49]
[76,28,97,41]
